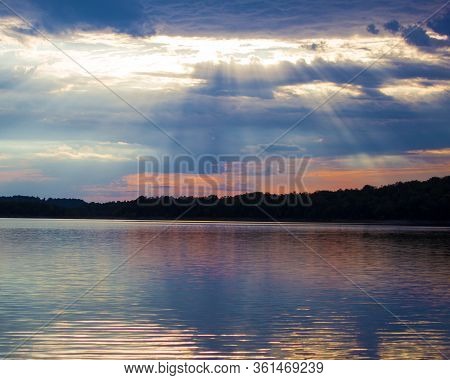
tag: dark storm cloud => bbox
[401,23,450,48]
[427,9,450,37]
[367,23,380,35]
[402,25,433,47]
[1,0,150,35]
[383,19,401,33]
[1,0,446,37]
[371,8,450,50]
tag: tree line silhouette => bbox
[0,176,449,221]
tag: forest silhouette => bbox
[0,176,449,222]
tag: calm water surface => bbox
[0,218,449,359]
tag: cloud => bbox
[192,58,450,99]
[3,0,447,38]
[304,152,450,191]
[379,78,449,102]
[8,25,38,36]
[0,140,153,164]
[408,148,450,156]
[35,144,132,161]
[427,9,450,37]
[0,7,449,199]
[1,28,448,162]
[383,20,401,33]
[366,24,379,35]
[241,144,304,154]
[374,15,450,49]
[0,66,36,89]
[402,24,450,49]
[3,0,151,36]
[301,41,327,51]
[0,168,51,183]
[402,25,433,47]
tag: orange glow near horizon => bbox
[79,152,450,202]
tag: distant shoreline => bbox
[1,176,449,224]
[1,216,449,227]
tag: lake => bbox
[0,218,449,359]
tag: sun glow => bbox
[275,82,363,100]
[380,78,450,102]
[2,17,442,94]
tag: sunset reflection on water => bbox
[0,219,449,359]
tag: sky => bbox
[0,0,449,201]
